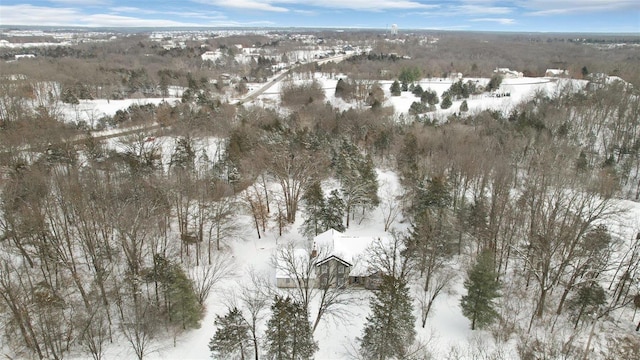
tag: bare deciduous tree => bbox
[273,242,355,333]
[189,251,235,306]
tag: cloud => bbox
[0,5,82,26]
[470,18,516,25]
[109,6,227,21]
[196,0,436,12]
[0,4,213,27]
[298,0,439,11]
[83,14,204,27]
[521,0,639,15]
[194,0,289,12]
[454,5,513,15]
[49,0,111,5]
[412,2,511,18]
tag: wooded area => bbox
[1,29,639,359]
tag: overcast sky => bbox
[1,1,638,32]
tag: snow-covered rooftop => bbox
[314,228,389,276]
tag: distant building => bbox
[201,50,223,62]
[545,69,569,77]
[494,67,523,78]
[15,54,36,60]
[449,72,463,80]
[391,24,398,36]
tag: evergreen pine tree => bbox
[409,101,428,115]
[390,80,401,96]
[209,308,251,360]
[581,66,589,78]
[322,190,345,232]
[359,275,416,360]
[567,283,606,329]
[335,78,347,98]
[460,100,469,112]
[411,84,424,96]
[143,255,203,330]
[359,154,380,209]
[265,296,317,360]
[576,150,588,173]
[61,88,79,104]
[334,138,378,227]
[170,136,196,170]
[440,95,452,109]
[460,250,501,330]
[486,74,503,92]
[301,181,326,238]
[167,262,203,329]
[421,89,439,105]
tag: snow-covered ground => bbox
[245,72,586,122]
[59,97,181,126]
[384,76,582,120]
[5,66,634,359]
[134,170,483,360]
[88,168,634,360]
[51,70,581,132]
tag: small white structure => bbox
[494,67,523,78]
[391,24,398,36]
[449,72,463,80]
[201,50,223,62]
[15,54,36,60]
[545,69,569,77]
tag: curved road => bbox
[0,53,355,157]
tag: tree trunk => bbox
[583,318,597,360]
[345,203,351,228]
[471,312,476,330]
[557,274,578,315]
[536,287,547,318]
[574,304,585,329]
[262,174,270,213]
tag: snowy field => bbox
[245,72,586,122]
[53,72,582,130]
[59,97,181,126]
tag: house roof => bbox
[275,248,314,279]
[314,229,389,276]
[545,68,568,76]
[316,254,352,268]
[275,229,391,280]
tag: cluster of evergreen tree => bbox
[407,86,440,115]
[409,101,430,115]
[486,74,503,92]
[211,296,317,360]
[359,275,416,359]
[333,138,379,227]
[398,67,421,85]
[142,254,203,330]
[442,79,478,100]
[208,308,251,360]
[265,296,317,359]
[459,250,501,330]
[300,182,346,238]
